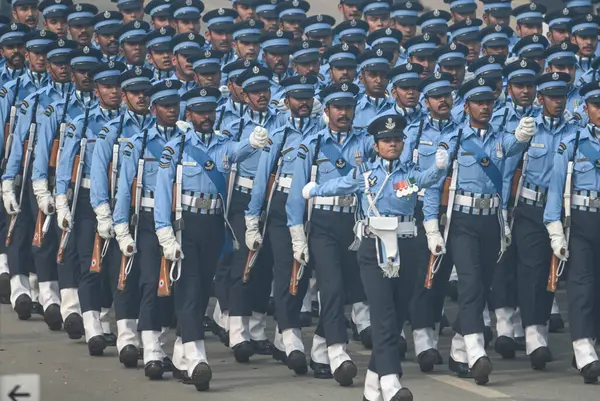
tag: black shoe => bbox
[580,360,600,384]
[299,312,312,327]
[251,339,273,355]
[173,367,191,383]
[267,297,275,316]
[530,346,552,371]
[439,314,449,335]
[471,356,492,385]
[144,360,164,380]
[418,349,441,373]
[211,325,229,347]
[162,357,173,372]
[190,362,212,391]
[447,280,458,302]
[233,341,254,363]
[391,388,413,401]
[483,326,493,349]
[311,301,319,318]
[310,359,333,379]
[351,320,360,341]
[0,272,10,304]
[63,313,84,340]
[360,327,373,349]
[398,335,407,361]
[449,356,472,378]
[31,301,44,315]
[287,350,308,375]
[333,360,357,387]
[494,336,516,359]
[103,332,117,346]
[549,313,565,333]
[514,336,526,352]
[14,294,32,320]
[43,303,62,331]
[203,316,215,333]
[119,345,139,368]
[272,347,287,364]
[88,335,107,356]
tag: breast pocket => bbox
[457,153,479,182]
[418,145,436,169]
[183,165,205,191]
[317,158,335,174]
[526,145,548,171]
[143,162,158,185]
[574,161,597,188]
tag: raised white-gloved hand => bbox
[435,149,449,170]
[502,209,511,247]
[32,179,55,215]
[55,194,72,231]
[515,116,535,142]
[302,182,317,200]
[290,224,309,264]
[546,221,568,261]
[311,98,323,117]
[219,85,230,98]
[249,126,269,148]
[94,203,114,239]
[277,98,289,112]
[244,215,262,251]
[175,120,191,132]
[114,222,136,257]
[2,180,20,215]
[423,219,445,255]
[156,226,183,262]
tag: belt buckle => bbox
[194,197,213,209]
[475,198,491,209]
[338,195,353,207]
[537,191,546,203]
[590,197,600,208]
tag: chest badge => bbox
[335,158,346,169]
[595,159,600,169]
[480,157,490,167]
[368,175,377,187]
[204,160,215,171]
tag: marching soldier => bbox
[255,0,281,33]
[275,0,310,43]
[570,14,599,82]
[511,34,549,70]
[0,23,28,87]
[353,49,393,129]
[479,24,513,57]
[480,0,512,29]
[112,0,145,24]
[448,17,483,65]
[170,32,205,93]
[338,0,362,22]
[321,43,359,86]
[424,77,534,385]
[301,14,336,52]
[153,86,268,390]
[10,0,40,31]
[444,0,476,22]
[418,9,451,46]
[67,4,99,48]
[381,63,425,126]
[404,34,440,79]
[145,26,175,82]
[544,8,572,47]
[360,0,391,34]
[366,27,404,67]
[172,0,203,35]
[390,0,423,65]
[232,0,257,22]
[260,29,293,102]
[117,20,151,70]
[144,0,173,30]
[202,8,238,67]
[38,0,72,39]
[543,80,600,384]
[302,114,449,401]
[231,19,263,62]
[544,41,582,115]
[290,40,322,87]
[511,3,545,42]
[188,50,224,90]
[435,43,469,109]
[217,59,254,134]
[91,11,123,62]
[245,76,323,375]
[333,19,369,53]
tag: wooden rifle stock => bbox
[57,231,67,263]
[243,249,256,283]
[21,139,28,168]
[511,167,522,198]
[3,122,8,149]
[289,259,301,295]
[90,233,103,273]
[130,177,138,207]
[107,161,113,189]
[424,253,437,289]
[440,176,451,207]
[49,139,59,168]
[5,215,16,246]
[157,256,172,297]
[32,210,45,247]
[547,253,562,292]
[117,249,132,291]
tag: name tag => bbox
[576,157,589,163]
[282,146,294,155]
[117,138,129,143]
[461,151,474,156]
[183,161,197,166]
[316,157,329,164]
[419,140,433,146]
[530,143,545,149]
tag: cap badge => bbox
[218,8,224,15]
[376,48,383,56]
[302,41,309,49]
[108,61,114,68]
[341,83,348,91]
[598,82,600,88]
[83,46,90,54]
[434,71,441,79]
[450,42,456,50]
[160,27,166,34]
[205,50,211,57]
[276,29,283,37]
[104,11,110,18]
[520,59,527,68]
[478,77,485,85]
[587,14,593,22]
[433,10,440,17]
[252,66,260,74]
[134,21,141,29]
[488,56,495,63]
[350,19,357,27]
[249,18,256,26]
[385,118,395,130]
[75,4,82,11]
[317,14,323,22]
[561,42,568,50]
[563,8,569,16]
[342,43,349,51]
[300,76,306,83]
[466,18,472,26]
[385,28,392,35]
[423,33,430,40]
[533,35,539,42]
[406,1,412,8]
[40,30,46,37]
[270,0,276,4]
[58,39,65,46]
[10,23,16,30]
[495,25,502,32]
[188,32,195,40]
[530,3,536,11]
[244,60,251,67]
[406,63,412,71]
[165,80,172,87]
[135,66,142,75]
[56,0,61,4]
[552,72,559,80]
[292,0,299,6]
[200,88,207,96]
[186,0,192,6]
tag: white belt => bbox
[181,194,222,210]
[314,195,356,207]
[81,177,91,189]
[454,194,499,209]
[417,188,425,198]
[141,197,154,208]
[278,176,292,189]
[235,176,253,189]
[520,187,545,202]
[571,194,600,208]
[365,217,416,238]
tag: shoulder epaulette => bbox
[557,142,567,154]
[101,127,109,133]
[164,146,175,155]
[125,142,134,150]
[0,88,6,98]
[299,144,309,153]
[439,142,449,150]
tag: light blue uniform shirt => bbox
[353,94,393,130]
[379,104,426,130]
[0,65,24,88]
[402,117,458,170]
[215,98,246,133]
[566,84,583,115]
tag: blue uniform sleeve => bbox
[55,122,81,195]
[543,140,571,224]
[90,126,116,209]
[2,101,34,180]
[31,109,57,181]
[246,138,280,217]
[503,132,527,157]
[113,139,140,225]
[502,151,522,210]
[286,139,315,227]
[412,161,445,189]
[422,135,456,222]
[310,166,363,197]
[154,141,178,230]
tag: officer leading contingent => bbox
[3,0,600,397]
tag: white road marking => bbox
[427,375,514,399]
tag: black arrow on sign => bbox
[8,385,30,401]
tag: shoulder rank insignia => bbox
[439,142,449,150]
[125,142,135,150]
[222,130,231,137]
[46,105,55,114]
[557,142,567,154]
[299,144,309,153]
[159,161,170,168]
[22,100,29,109]
[368,174,377,187]
[164,146,175,155]
[101,127,109,133]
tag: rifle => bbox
[118,129,148,290]
[6,94,40,247]
[243,128,291,282]
[57,107,90,263]
[548,130,580,292]
[290,135,322,295]
[158,133,185,297]
[2,77,21,172]
[109,113,126,209]
[425,129,463,289]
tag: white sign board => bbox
[0,374,40,401]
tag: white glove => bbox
[32,179,55,215]
[311,98,323,117]
[156,226,183,262]
[2,180,20,215]
[502,209,511,247]
[515,116,535,142]
[276,98,289,112]
[175,120,191,132]
[423,219,445,255]
[94,203,114,240]
[546,221,568,261]
[244,215,262,251]
[289,224,309,264]
[249,126,269,148]
[114,222,136,257]
[219,85,230,98]
[302,182,317,200]
[55,194,72,231]
[435,149,449,170]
